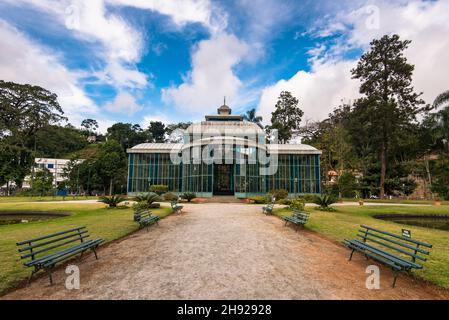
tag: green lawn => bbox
[274,205,449,289]
[0,196,100,203]
[0,201,171,294]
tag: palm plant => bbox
[134,192,160,204]
[433,90,449,109]
[181,192,196,202]
[312,195,337,211]
[242,108,263,128]
[98,195,126,208]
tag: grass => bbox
[0,196,100,203]
[0,201,172,294]
[341,198,449,205]
[274,205,449,289]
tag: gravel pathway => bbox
[2,204,447,300]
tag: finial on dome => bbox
[217,97,231,115]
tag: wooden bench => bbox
[170,200,183,213]
[134,210,160,230]
[343,225,432,287]
[262,203,274,215]
[16,226,104,285]
[283,210,309,231]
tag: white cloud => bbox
[161,33,249,115]
[0,20,97,125]
[108,0,226,33]
[104,91,143,114]
[258,0,449,124]
[258,59,359,124]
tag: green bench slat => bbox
[21,235,90,259]
[345,239,421,269]
[360,225,432,248]
[24,239,99,267]
[18,230,89,252]
[345,241,403,271]
[356,234,428,261]
[42,239,104,268]
[16,226,86,246]
[357,230,430,255]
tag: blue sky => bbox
[0,0,448,132]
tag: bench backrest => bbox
[134,210,152,221]
[292,210,309,223]
[17,227,88,263]
[266,203,274,209]
[358,225,432,263]
[170,201,179,208]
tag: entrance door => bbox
[213,164,234,195]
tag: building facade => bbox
[127,104,321,198]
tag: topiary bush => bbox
[269,189,288,200]
[249,196,270,204]
[163,192,178,201]
[149,185,169,196]
[181,192,196,202]
[289,198,305,211]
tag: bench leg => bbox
[348,248,355,261]
[284,220,288,227]
[45,267,54,285]
[78,250,84,261]
[92,247,99,260]
[27,269,37,286]
[295,224,299,232]
[392,270,399,288]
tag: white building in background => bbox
[22,158,80,188]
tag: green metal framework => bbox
[127,145,320,197]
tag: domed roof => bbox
[217,103,231,115]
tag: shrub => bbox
[312,195,337,211]
[289,198,305,211]
[249,196,270,204]
[134,192,160,204]
[98,195,126,208]
[277,198,292,205]
[269,189,288,200]
[132,201,151,213]
[181,192,196,202]
[163,192,178,201]
[149,185,169,196]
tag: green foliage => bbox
[433,90,449,109]
[431,156,449,200]
[147,121,166,143]
[0,80,66,187]
[81,119,98,135]
[98,195,126,208]
[132,201,151,213]
[269,189,288,200]
[289,198,306,211]
[134,192,160,204]
[181,192,196,202]
[351,34,426,198]
[106,123,150,150]
[267,91,304,143]
[249,196,270,204]
[312,195,337,211]
[163,192,178,201]
[149,184,169,195]
[242,108,263,128]
[337,172,358,198]
[31,168,54,196]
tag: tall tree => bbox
[148,121,166,143]
[268,91,304,143]
[81,119,99,134]
[0,80,66,187]
[242,108,263,128]
[351,34,426,198]
[433,90,449,109]
[106,123,149,150]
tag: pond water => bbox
[374,214,449,231]
[0,211,70,225]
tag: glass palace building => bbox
[127,104,321,198]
